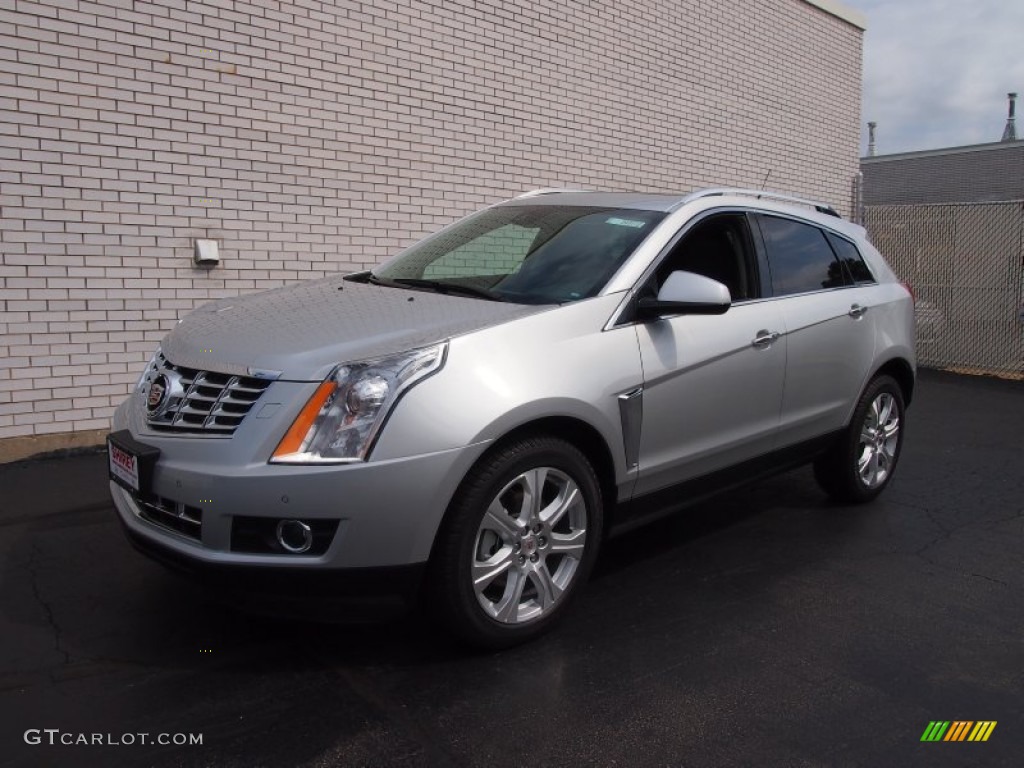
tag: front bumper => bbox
[109,399,489,572]
[119,522,426,620]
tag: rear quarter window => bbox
[826,232,876,284]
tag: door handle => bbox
[849,303,868,319]
[751,329,781,348]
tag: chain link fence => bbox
[865,201,1024,378]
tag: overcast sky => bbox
[844,0,1024,156]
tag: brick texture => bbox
[1,0,863,439]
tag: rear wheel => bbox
[431,436,603,649]
[814,374,905,503]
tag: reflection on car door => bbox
[754,214,877,447]
[633,212,787,496]
[634,304,787,495]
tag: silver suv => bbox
[108,188,915,647]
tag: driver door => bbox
[633,212,787,497]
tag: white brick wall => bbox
[0,0,863,441]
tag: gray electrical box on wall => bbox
[194,239,220,266]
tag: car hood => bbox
[160,274,546,381]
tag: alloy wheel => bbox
[857,392,900,488]
[471,467,588,624]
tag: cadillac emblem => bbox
[147,374,169,412]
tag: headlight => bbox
[270,343,447,463]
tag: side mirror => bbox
[637,270,732,319]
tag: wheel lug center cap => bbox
[520,534,538,557]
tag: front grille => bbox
[142,352,270,435]
[135,493,203,541]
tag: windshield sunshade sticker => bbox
[605,217,647,228]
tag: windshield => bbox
[373,205,666,304]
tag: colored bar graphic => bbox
[968,722,997,742]
[944,721,972,741]
[921,720,996,742]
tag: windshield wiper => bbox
[359,272,398,287]
[356,272,506,301]
[388,278,506,302]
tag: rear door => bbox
[754,214,878,447]
[633,212,787,496]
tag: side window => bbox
[827,233,876,284]
[758,215,850,295]
[653,213,759,301]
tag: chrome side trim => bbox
[617,387,644,470]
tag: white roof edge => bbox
[801,0,867,30]
[861,139,1024,163]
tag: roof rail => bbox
[681,188,842,218]
[515,188,588,198]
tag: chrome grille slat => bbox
[203,375,239,428]
[226,391,262,403]
[184,391,219,402]
[134,494,203,541]
[144,352,270,436]
[177,405,215,417]
[228,388,264,398]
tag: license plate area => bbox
[107,430,159,494]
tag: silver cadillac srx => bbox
[108,188,915,647]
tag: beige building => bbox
[0,0,865,459]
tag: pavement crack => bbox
[27,540,71,671]
[912,508,950,558]
[913,506,1023,560]
[966,572,1009,587]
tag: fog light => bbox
[276,519,313,553]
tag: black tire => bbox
[814,374,906,503]
[430,436,603,649]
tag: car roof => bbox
[499,190,685,212]
[497,188,864,238]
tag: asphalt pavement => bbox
[0,369,1021,767]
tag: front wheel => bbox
[431,436,603,649]
[814,374,906,503]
